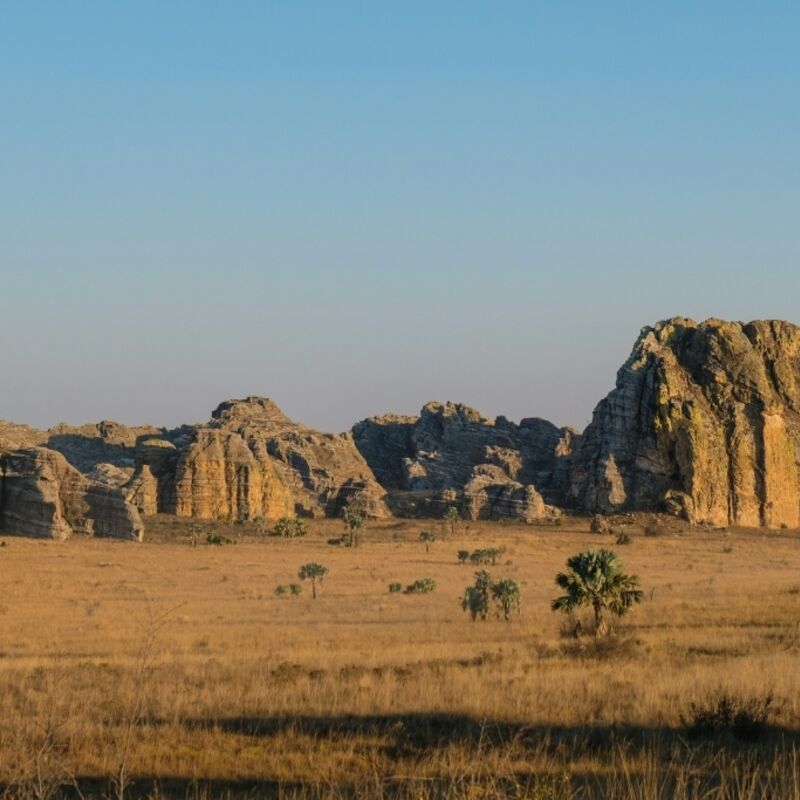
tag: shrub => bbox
[682,692,777,741]
[206,531,233,546]
[327,537,345,546]
[469,547,505,566]
[275,585,288,597]
[643,523,661,537]
[270,517,308,538]
[457,550,470,564]
[404,578,436,594]
[289,583,302,596]
[615,531,632,545]
[388,582,403,594]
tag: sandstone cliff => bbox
[0,448,144,540]
[141,397,388,521]
[568,318,800,527]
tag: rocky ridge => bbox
[3,318,800,539]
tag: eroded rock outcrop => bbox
[143,397,388,521]
[354,402,572,520]
[5,318,800,533]
[0,447,144,540]
[569,318,800,527]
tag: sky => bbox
[2,2,799,433]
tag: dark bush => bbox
[683,692,777,741]
[404,578,436,594]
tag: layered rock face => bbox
[568,318,800,527]
[354,402,573,520]
[145,397,388,521]
[0,399,389,530]
[0,448,144,540]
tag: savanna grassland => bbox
[1,515,799,799]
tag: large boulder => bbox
[568,318,800,527]
[462,465,560,522]
[0,447,144,540]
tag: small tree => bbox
[469,549,491,566]
[298,562,329,599]
[461,571,493,621]
[457,550,470,564]
[468,547,504,566]
[419,530,436,553]
[552,549,643,637]
[342,508,364,548]
[491,578,521,621]
[444,506,460,536]
[486,546,505,566]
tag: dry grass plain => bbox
[1,514,799,799]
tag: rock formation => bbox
[353,401,572,520]
[568,318,800,527]
[140,397,388,521]
[0,447,144,540]
[4,318,800,535]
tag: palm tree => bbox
[298,562,329,599]
[552,549,643,636]
[491,578,521,621]
[461,571,493,621]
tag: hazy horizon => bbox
[3,3,799,433]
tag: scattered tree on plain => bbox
[551,548,643,637]
[491,578,521,621]
[341,506,364,548]
[461,571,493,621]
[419,530,436,552]
[298,562,329,599]
[444,506,460,536]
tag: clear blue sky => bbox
[2,3,798,432]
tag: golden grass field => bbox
[1,515,799,799]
